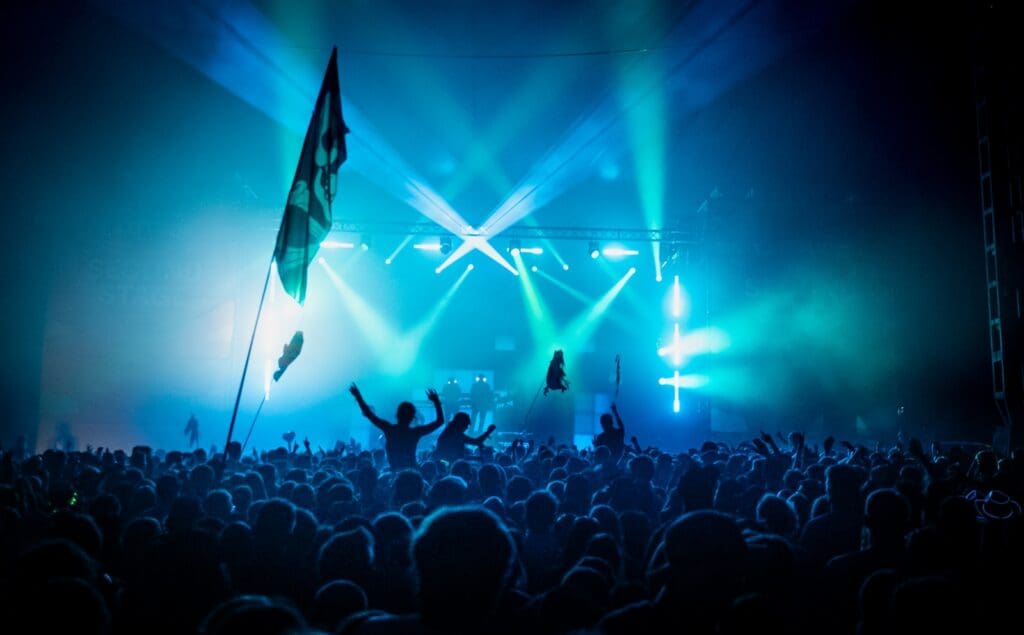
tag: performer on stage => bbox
[544,350,569,395]
[441,377,463,420]
[435,412,497,463]
[349,383,444,470]
[593,403,626,463]
[470,373,495,432]
[184,414,200,449]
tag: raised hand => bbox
[303,437,311,451]
[611,403,619,414]
[426,388,440,404]
[824,436,835,454]
[349,383,361,398]
[487,424,497,433]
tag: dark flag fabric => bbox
[273,331,304,381]
[274,48,348,304]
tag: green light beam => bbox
[512,249,555,346]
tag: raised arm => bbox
[468,424,497,446]
[417,389,445,435]
[349,383,389,431]
[611,403,625,432]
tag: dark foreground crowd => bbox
[1,391,1022,635]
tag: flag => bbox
[274,48,348,304]
[273,331,304,381]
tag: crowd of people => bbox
[1,386,1022,634]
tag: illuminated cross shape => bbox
[658,372,709,413]
[659,371,683,413]
[658,323,685,366]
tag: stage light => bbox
[508,239,521,255]
[317,256,326,264]
[440,235,453,255]
[658,323,685,366]
[531,265,538,272]
[321,240,355,249]
[385,236,413,265]
[657,370,682,413]
[519,247,544,255]
[467,263,475,271]
[602,246,640,258]
[434,266,442,274]
[628,266,637,274]
[563,263,570,271]
[360,235,371,251]
[413,242,442,251]
[652,241,663,283]
[589,242,600,259]
[511,246,554,343]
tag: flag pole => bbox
[240,392,268,454]
[224,256,274,454]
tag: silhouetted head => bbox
[864,488,910,546]
[663,510,747,600]
[392,470,425,507]
[201,596,306,635]
[427,476,468,510]
[526,490,558,532]
[413,507,515,629]
[396,401,416,426]
[858,569,899,635]
[34,577,110,635]
[312,580,368,631]
[318,527,374,586]
[825,464,865,511]
[452,412,471,431]
[756,494,798,537]
[372,512,413,566]
[600,414,614,431]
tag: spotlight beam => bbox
[320,258,473,376]
[463,0,831,258]
[511,250,554,344]
[408,264,474,342]
[436,236,517,275]
[532,267,634,333]
[98,0,514,269]
[385,235,413,264]
[516,266,637,384]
